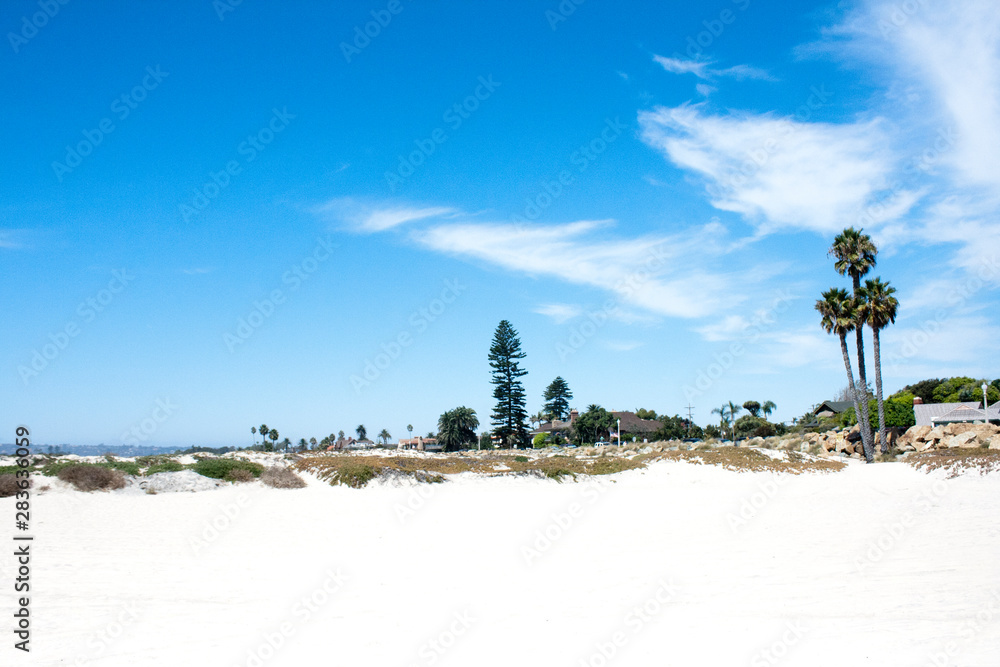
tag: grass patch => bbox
[57,464,126,492]
[40,459,81,477]
[145,461,186,475]
[192,458,264,480]
[906,448,1000,477]
[98,460,142,476]
[0,464,32,476]
[637,447,846,474]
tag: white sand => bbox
[5,459,1000,666]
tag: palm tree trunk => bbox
[873,327,887,453]
[852,275,874,455]
[840,333,873,463]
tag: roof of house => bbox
[813,400,853,415]
[915,401,980,426]
[610,411,661,434]
[930,404,1000,424]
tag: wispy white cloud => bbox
[639,104,907,234]
[314,198,456,232]
[534,303,583,324]
[653,55,775,82]
[412,218,743,318]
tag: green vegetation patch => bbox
[145,461,186,475]
[637,446,846,474]
[192,458,264,480]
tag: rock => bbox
[925,426,946,442]
[898,441,916,452]
[951,431,980,449]
[640,446,653,454]
[915,439,936,452]
[909,425,932,442]
[990,437,1000,450]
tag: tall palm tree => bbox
[377,428,391,445]
[355,425,367,441]
[298,438,308,451]
[829,227,877,454]
[309,437,318,449]
[407,424,413,438]
[268,429,279,451]
[251,426,257,447]
[817,288,873,463]
[761,401,777,419]
[259,424,268,450]
[859,277,899,454]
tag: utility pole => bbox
[685,404,695,436]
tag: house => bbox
[397,436,441,452]
[531,409,579,437]
[609,411,661,441]
[913,395,1000,426]
[813,400,854,419]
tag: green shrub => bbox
[192,458,264,480]
[145,461,185,475]
[532,433,549,448]
[0,464,31,476]
[40,460,81,477]
[57,464,126,492]
[514,455,529,463]
[98,460,141,476]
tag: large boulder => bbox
[915,439,936,452]
[909,425,933,442]
[950,431,981,449]
[925,426,946,443]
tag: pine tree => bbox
[543,376,573,421]
[489,320,529,448]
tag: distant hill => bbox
[0,443,192,457]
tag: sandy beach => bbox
[6,455,999,666]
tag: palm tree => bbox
[711,403,735,440]
[298,438,308,451]
[377,428,391,445]
[309,437,317,449]
[407,424,413,438]
[761,401,776,419]
[251,426,257,447]
[829,227,877,453]
[268,429,279,451]
[259,424,268,450]
[859,277,899,454]
[281,437,291,451]
[355,424,367,441]
[438,407,480,451]
[817,288,873,463]
[529,411,545,429]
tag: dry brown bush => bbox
[57,465,126,492]
[261,467,307,489]
[0,474,31,497]
[226,468,256,483]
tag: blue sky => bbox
[2,0,998,447]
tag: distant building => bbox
[813,400,854,419]
[915,399,1000,426]
[397,436,440,452]
[609,411,661,440]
